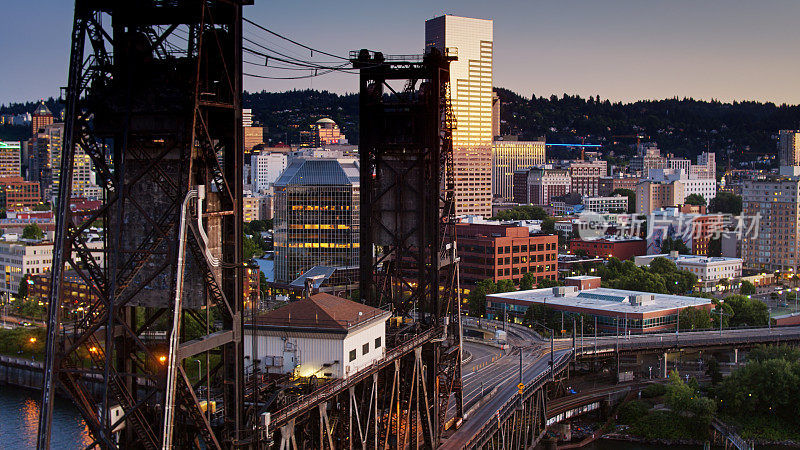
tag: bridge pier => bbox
[734,348,739,366]
[663,352,668,378]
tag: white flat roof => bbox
[638,254,742,265]
[488,287,711,315]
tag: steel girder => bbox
[37,1,248,449]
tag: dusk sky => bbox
[3,0,800,105]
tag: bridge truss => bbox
[266,47,464,449]
[37,0,250,448]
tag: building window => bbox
[362,343,369,355]
[349,349,356,362]
[375,337,381,349]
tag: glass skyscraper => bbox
[273,157,360,284]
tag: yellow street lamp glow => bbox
[89,346,97,353]
[29,337,36,343]
[159,355,167,363]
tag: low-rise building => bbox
[568,236,646,261]
[634,252,742,291]
[243,293,390,379]
[582,195,628,214]
[486,276,713,333]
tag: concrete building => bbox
[486,278,713,333]
[273,156,360,284]
[491,138,546,201]
[524,167,571,205]
[636,180,683,215]
[0,141,21,178]
[565,160,607,198]
[569,236,647,261]
[598,175,640,197]
[426,15,494,217]
[635,253,742,291]
[244,293,390,379]
[778,130,800,167]
[668,158,691,176]
[250,152,287,192]
[741,175,800,272]
[457,222,558,287]
[243,195,261,223]
[582,195,628,214]
[630,143,668,176]
[692,152,716,179]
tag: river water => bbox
[0,388,93,448]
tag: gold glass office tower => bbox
[426,15,493,216]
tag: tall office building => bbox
[492,91,500,138]
[742,175,800,271]
[491,139,545,201]
[779,130,800,167]
[34,123,99,202]
[273,156,360,284]
[426,15,494,216]
[31,101,53,135]
[250,152,287,192]
[0,141,21,178]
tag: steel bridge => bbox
[37,1,464,448]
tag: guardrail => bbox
[463,351,572,449]
[575,326,800,356]
[269,327,438,429]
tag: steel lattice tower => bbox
[37,1,250,448]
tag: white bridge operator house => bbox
[244,293,390,379]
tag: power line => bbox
[243,17,349,61]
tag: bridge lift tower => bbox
[37,0,251,448]
[356,46,463,445]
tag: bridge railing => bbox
[574,325,800,356]
[463,351,572,449]
[268,327,438,429]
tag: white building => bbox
[635,252,742,291]
[582,195,628,213]
[244,293,390,379]
[0,235,104,295]
[250,152,287,192]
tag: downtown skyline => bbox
[3,0,800,105]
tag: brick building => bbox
[568,236,646,261]
[457,223,558,287]
[0,177,41,211]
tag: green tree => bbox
[708,237,722,257]
[17,274,29,299]
[724,294,769,327]
[705,357,723,385]
[740,280,756,295]
[679,306,712,330]
[709,192,742,215]
[467,279,496,316]
[611,188,636,213]
[242,234,262,261]
[684,193,707,206]
[659,235,690,254]
[519,272,536,290]
[536,278,562,289]
[541,217,556,234]
[22,224,44,240]
[495,279,516,293]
